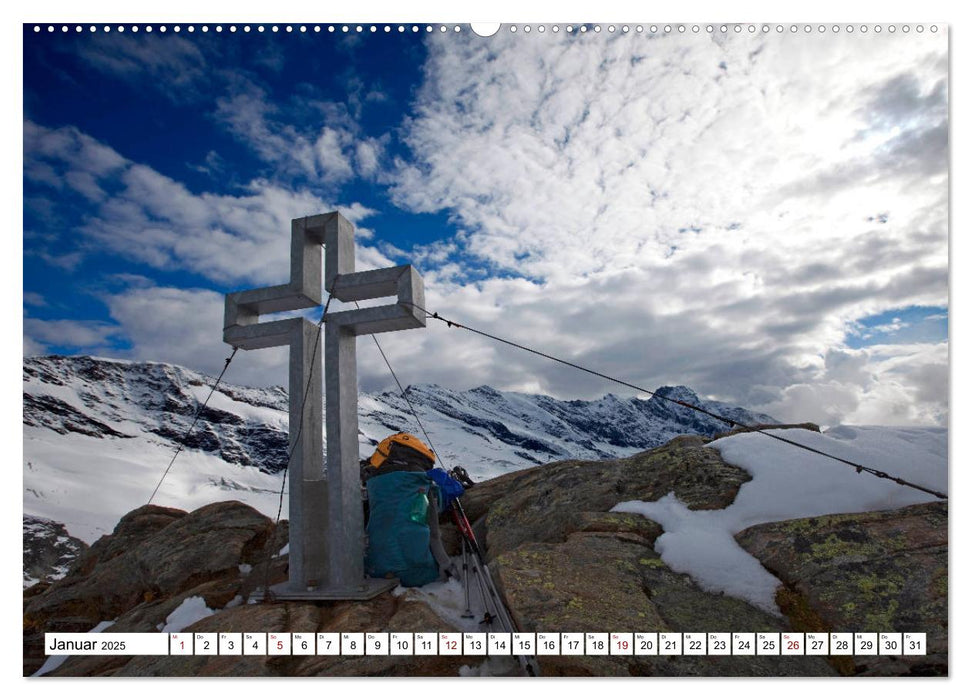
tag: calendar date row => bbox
[46,631,927,657]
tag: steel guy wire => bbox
[403,301,947,501]
[147,346,238,505]
[353,299,449,471]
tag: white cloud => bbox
[23,335,46,358]
[23,318,122,356]
[21,30,950,430]
[24,121,126,191]
[102,285,289,386]
[856,317,910,339]
[72,33,209,104]
[23,119,400,389]
[213,81,384,186]
[313,127,355,182]
[373,29,948,426]
[214,84,323,181]
[24,284,289,388]
[24,121,390,286]
[394,32,946,281]
[755,343,948,427]
[355,136,387,178]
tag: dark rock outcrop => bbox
[23,393,131,438]
[24,500,474,678]
[49,595,475,677]
[23,516,89,588]
[24,501,277,675]
[493,532,833,676]
[463,436,834,675]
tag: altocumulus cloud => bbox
[376,29,948,426]
[23,29,948,428]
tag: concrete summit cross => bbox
[223,211,426,600]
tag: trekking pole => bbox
[450,497,540,677]
[470,546,539,676]
[451,497,482,557]
[460,539,474,619]
[468,552,496,627]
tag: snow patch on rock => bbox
[613,426,948,613]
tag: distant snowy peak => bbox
[24,355,291,474]
[647,385,778,434]
[24,355,778,476]
[23,354,779,550]
[366,381,778,471]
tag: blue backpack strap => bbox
[427,467,465,512]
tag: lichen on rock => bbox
[736,501,947,675]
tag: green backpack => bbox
[364,470,441,587]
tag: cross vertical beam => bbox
[324,321,360,588]
[223,211,425,600]
[288,317,324,591]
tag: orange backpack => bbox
[369,432,436,469]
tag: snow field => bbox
[612,426,947,613]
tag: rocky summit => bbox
[22,432,946,677]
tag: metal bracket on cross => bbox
[223,211,425,600]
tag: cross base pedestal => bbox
[251,577,399,602]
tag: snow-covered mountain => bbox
[23,515,88,588]
[23,354,777,550]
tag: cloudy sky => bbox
[22,22,949,427]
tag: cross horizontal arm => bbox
[225,285,318,325]
[325,303,424,336]
[325,265,425,335]
[223,317,306,351]
[332,266,411,302]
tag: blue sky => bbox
[845,306,948,350]
[24,27,441,313]
[23,22,949,426]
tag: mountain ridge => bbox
[23,353,777,558]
